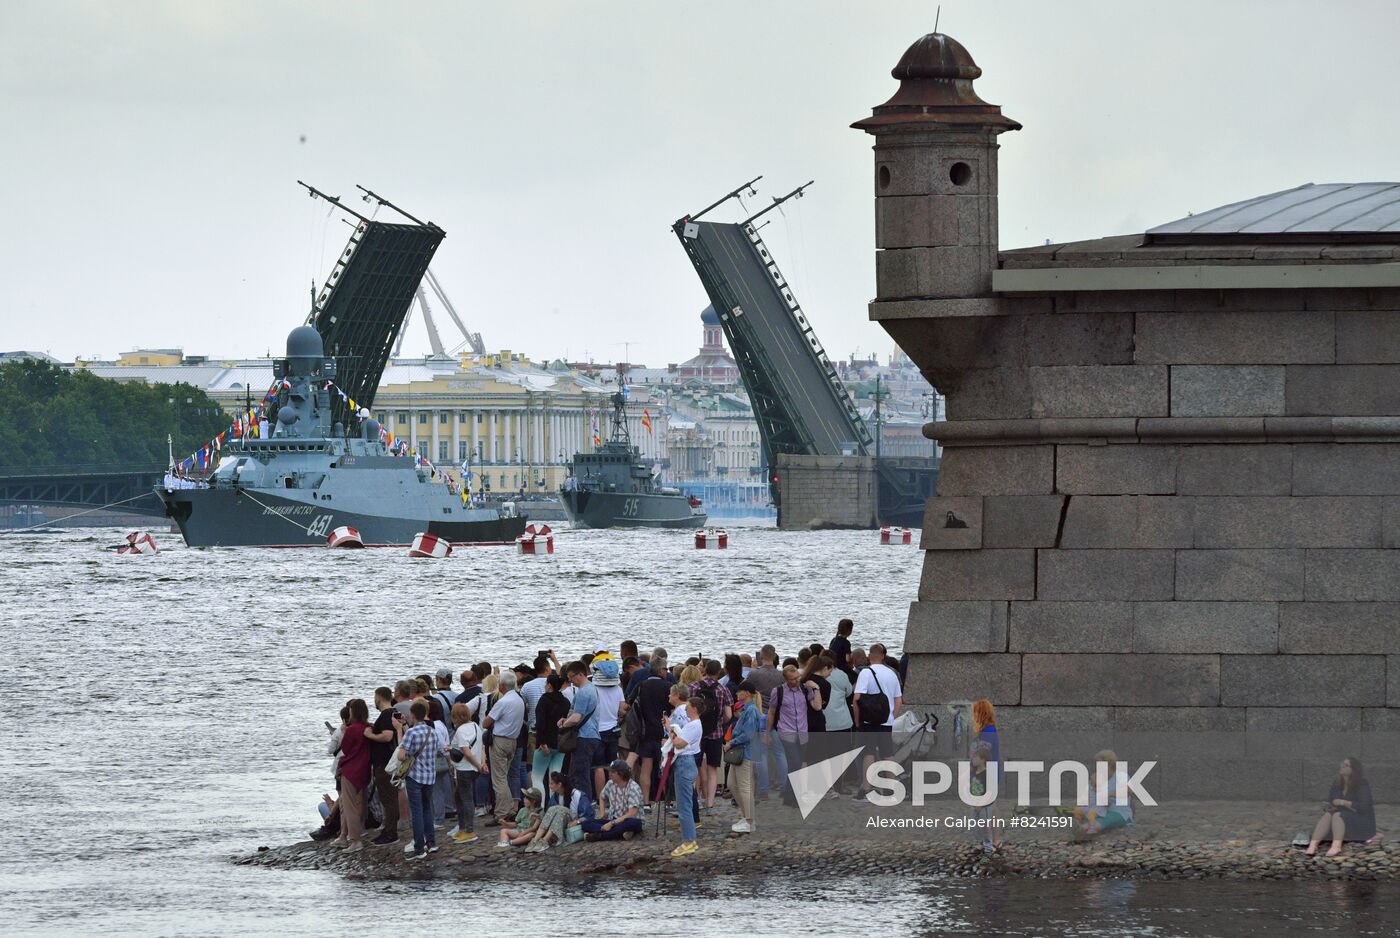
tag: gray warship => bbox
[559,389,706,529]
[157,326,527,548]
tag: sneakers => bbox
[453,832,478,844]
[309,826,336,841]
[407,850,428,862]
[427,844,440,854]
[621,830,637,841]
[446,826,460,838]
[525,839,549,853]
[495,840,511,848]
[731,820,752,834]
[371,833,398,846]
[670,841,698,858]
[403,841,416,855]
[474,806,492,817]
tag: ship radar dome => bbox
[286,325,324,359]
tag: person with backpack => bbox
[852,642,902,801]
[431,668,458,729]
[766,664,820,806]
[688,659,732,813]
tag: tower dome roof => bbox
[700,305,721,325]
[852,32,1020,133]
[891,32,982,81]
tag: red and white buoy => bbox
[327,526,364,549]
[516,523,554,555]
[695,528,729,550]
[880,526,913,545]
[408,532,452,558]
[117,530,158,555]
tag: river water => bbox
[2,525,1396,936]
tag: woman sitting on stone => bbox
[1307,756,1377,856]
[527,771,594,852]
[1073,749,1134,841]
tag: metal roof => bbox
[1147,183,1400,243]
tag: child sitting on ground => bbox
[496,788,543,848]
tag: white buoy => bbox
[117,531,158,554]
[695,528,729,550]
[408,532,451,558]
[880,526,913,545]
[516,523,554,555]
[327,526,364,549]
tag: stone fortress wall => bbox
[858,32,1400,798]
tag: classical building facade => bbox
[860,32,1400,796]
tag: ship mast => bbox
[609,391,631,446]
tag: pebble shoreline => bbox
[239,827,1399,882]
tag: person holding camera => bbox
[446,701,485,844]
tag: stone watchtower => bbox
[857,32,1400,798]
[852,32,1019,305]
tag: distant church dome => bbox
[700,305,721,326]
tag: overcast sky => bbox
[4,1,1398,365]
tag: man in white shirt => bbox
[482,672,525,823]
[851,643,903,800]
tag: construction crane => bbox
[394,268,486,358]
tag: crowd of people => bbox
[312,630,1385,863]
[312,620,909,860]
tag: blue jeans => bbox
[674,750,699,842]
[533,748,565,790]
[405,777,434,853]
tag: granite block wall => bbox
[857,32,1400,800]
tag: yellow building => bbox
[117,348,184,367]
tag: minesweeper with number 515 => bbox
[157,324,527,548]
